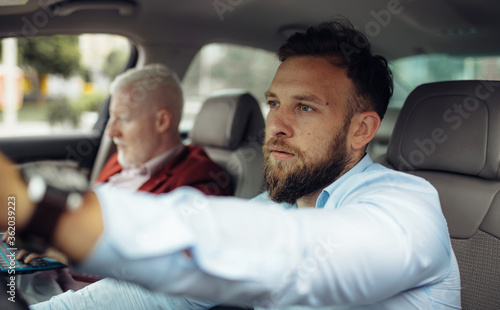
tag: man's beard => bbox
[263,124,352,205]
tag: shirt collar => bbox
[122,143,185,178]
[315,154,373,209]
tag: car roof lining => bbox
[0,0,500,62]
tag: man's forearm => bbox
[52,191,103,264]
[0,151,102,265]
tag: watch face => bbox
[27,175,47,203]
[66,192,84,212]
[21,162,89,192]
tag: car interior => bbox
[189,90,265,198]
[0,0,499,309]
[378,80,500,309]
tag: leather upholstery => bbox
[381,80,500,309]
[367,107,400,159]
[191,90,265,199]
[387,80,500,179]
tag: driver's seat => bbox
[380,80,500,309]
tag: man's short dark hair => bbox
[277,19,393,120]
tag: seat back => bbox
[367,107,400,159]
[380,80,500,309]
[190,90,265,198]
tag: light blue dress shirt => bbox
[31,155,461,309]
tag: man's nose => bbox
[266,107,293,139]
[106,118,119,138]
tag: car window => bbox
[0,34,132,137]
[181,43,280,132]
[389,54,500,108]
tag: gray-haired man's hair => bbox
[110,63,181,95]
[110,63,184,121]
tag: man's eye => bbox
[268,100,279,108]
[299,104,313,112]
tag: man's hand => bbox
[0,152,103,264]
[17,248,69,265]
[0,152,35,232]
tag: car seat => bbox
[190,89,266,199]
[379,80,500,310]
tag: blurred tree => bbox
[73,92,107,112]
[17,35,81,104]
[183,43,279,103]
[102,49,128,79]
[46,98,81,128]
[210,45,278,103]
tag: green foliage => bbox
[79,67,92,83]
[102,49,128,79]
[72,93,107,112]
[46,99,81,128]
[17,35,81,77]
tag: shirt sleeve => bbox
[76,182,452,308]
[29,278,215,310]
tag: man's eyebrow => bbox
[293,94,324,105]
[264,91,276,98]
[264,92,326,105]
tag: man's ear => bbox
[349,111,381,150]
[155,109,173,133]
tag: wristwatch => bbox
[18,162,89,253]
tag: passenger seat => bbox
[190,90,266,198]
[378,80,500,310]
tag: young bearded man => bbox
[0,19,460,310]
